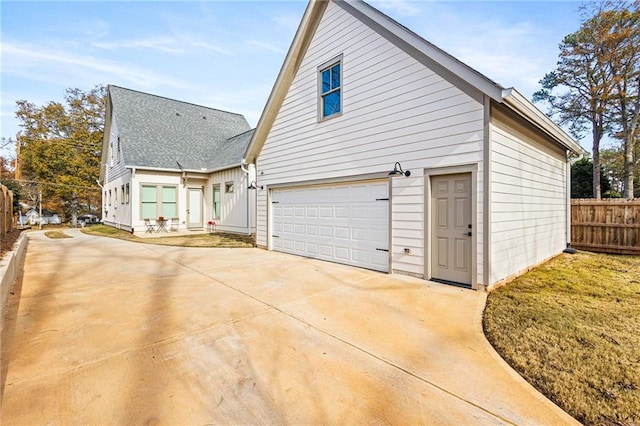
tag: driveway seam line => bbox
[155,249,517,425]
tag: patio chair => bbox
[170,217,179,232]
[144,218,155,233]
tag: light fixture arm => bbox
[389,162,411,177]
[248,181,263,190]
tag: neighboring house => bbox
[244,0,588,290]
[100,85,256,235]
[25,209,61,225]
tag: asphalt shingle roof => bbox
[108,85,251,171]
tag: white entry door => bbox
[271,181,389,272]
[431,173,472,285]
[187,188,203,229]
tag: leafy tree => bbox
[0,179,22,212]
[571,157,613,198]
[604,5,640,198]
[534,1,639,199]
[15,86,105,225]
[601,144,640,197]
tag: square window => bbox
[225,182,234,193]
[319,59,342,120]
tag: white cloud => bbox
[413,14,558,100]
[1,41,190,90]
[369,0,421,17]
[92,37,183,53]
[92,35,231,55]
[272,12,304,32]
[246,40,285,54]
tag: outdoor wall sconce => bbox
[389,162,411,177]
[248,181,263,190]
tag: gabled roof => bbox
[244,0,586,162]
[106,85,252,172]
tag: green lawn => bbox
[44,230,73,239]
[81,225,254,248]
[484,252,640,425]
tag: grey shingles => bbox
[109,85,251,170]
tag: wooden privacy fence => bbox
[571,199,640,255]
[0,184,14,239]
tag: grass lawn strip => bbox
[44,231,73,239]
[484,252,640,425]
[80,225,254,248]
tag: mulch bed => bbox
[1,230,23,260]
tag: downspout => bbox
[563,151,584,254]
[96,179,105,223]
[241,159,252,235]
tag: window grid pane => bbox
[213,186,221,219]
[323,90,341,117]
[141,203,156,219]
[141,186,156,202]
[331,64,340,88]
[322,70,331,93]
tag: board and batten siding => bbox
[256,1,485,278]
[489,107,568,284]
[103,114,133,228]
[105,115,128,181]
[207,167,254,234]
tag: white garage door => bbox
[271,180,389,272]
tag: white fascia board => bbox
[245,0,327,164]
[345,0,504,102]
[99,90,114,182]
[125,164,240,175]
[501,88,587,156]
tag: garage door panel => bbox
[320,207,333,218]
[335,227,349,239]
[335,247,350,261]
[271,181,389,272]
[335,207,349,219]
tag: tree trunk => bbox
[71,192,78,227]
[593,126,603,199]
[624,138,635,198]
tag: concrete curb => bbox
[0,232,28,320]
[472,292,581,425]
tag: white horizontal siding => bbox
[490,111,567,284]
[391,173,424,275]
[256,1,485,277]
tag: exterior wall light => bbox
[389,162,411,177]
[248,181,263,190]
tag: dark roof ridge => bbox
[108,84,246,118]
[226,128,256,141]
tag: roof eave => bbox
[245,0,327,163]
[126,163,241,175]
[345,0,504,101]
[501,88,587,156]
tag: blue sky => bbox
[1,0,586,157]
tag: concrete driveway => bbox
[1,229,577,425]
